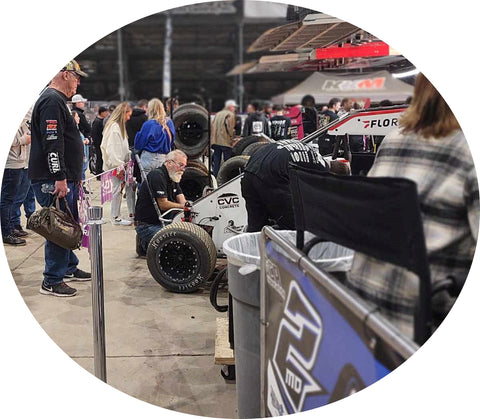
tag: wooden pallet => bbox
[214,317,235,365]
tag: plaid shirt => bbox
[347,128,479,338]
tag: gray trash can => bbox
[223,231,353,418]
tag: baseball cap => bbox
[71,94,87,103]
[225,99,238,108]
[62,59,88,77]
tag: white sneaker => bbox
[112,217,133,226]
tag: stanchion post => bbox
[87,206,107,382]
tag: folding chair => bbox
[288,164,432,345]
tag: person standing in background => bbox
[101,102,135,225]
[90,105,109,175]
[211,99,237,177]
[270,105,291,141]
[1,110,32,245]
[134,98,175,175]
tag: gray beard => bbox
[168,171,183,183]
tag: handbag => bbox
[27,194,83,250]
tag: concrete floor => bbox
[4,180,237,418]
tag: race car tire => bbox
[242,141,267,156]
[216,155,249,186]
[179,166,211,202]
[147,222,217,293]
[173,103,210,159]
[232,135,262,156]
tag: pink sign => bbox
[126,159,135,185]
[100,171,113,204]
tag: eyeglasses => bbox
[169,160,186,169]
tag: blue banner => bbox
[262,238,415,416]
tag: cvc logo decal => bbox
[217,193,240,209]
[272,281,326,412]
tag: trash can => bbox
[223,231,353,418]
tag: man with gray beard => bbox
[134,149,187,256]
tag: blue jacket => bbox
[134,119,175,154]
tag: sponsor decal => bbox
[323,77,386,92]
[48,152,60,173]
[252,120,264,134]
[272,281,326,413]
[362,117,398,129]
[46,119,58,140]
[217,193,240,209]
[266,259,285,301]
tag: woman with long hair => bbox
[101,102,135,225]
[134,97,175,175]
[347,73,479,339]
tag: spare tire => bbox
[216,155,249,186]
[180,166,211,202]
[173,103,210,159]
[147,222,217,293]
[232,135,262,156]
[242,141,267,156]
[186,159,209,175]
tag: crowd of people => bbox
[1,59,477,341]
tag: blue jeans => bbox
[212,145,232,177]
[31,180,80,286]
[140,150,166,176]
[12,168,34,227]
[82,144,89,180]
[1,168,22,237]
[24,184,37,218]
[136,224,162,254]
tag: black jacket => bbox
[71,105,91,138]
[91,116,105,148]
[126,108,148,148]
[29,88,84,182]
[243,111,271,137]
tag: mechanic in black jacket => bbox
[241,139,329,232]
[29,60,91,298]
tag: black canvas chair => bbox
[288,164,432,345]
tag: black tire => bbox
[232,135,261,156]
[187,160,209,175]
[216,155,249,186]
[179,166,211,202]
[147,222,217,293]
[242,141,267,156]
[173,103,209,159]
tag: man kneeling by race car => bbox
[134,149,188,257]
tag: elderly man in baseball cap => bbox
[211,99,238,177]
[28,59,91,297]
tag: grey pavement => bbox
[4,179,236,418]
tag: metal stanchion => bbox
[87,206,107,382]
